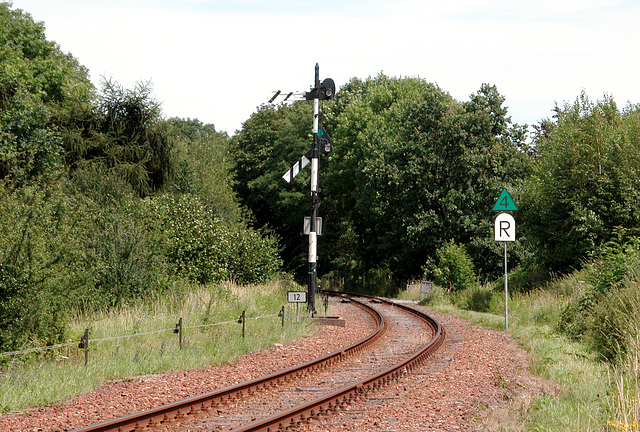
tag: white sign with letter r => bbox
[495,213,516,242]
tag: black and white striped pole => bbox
[271,64,335,315]
[307,65,320,314]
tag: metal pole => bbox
[504,242,509,330]
[308,63,320,315]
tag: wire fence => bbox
[0,307,288,365]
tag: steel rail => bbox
[229,293,445,432]
[70,294,386,432]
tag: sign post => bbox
[493,189,517,330]
[287,291,308,323]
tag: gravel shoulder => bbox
[0,301,554,432]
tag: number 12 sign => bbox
[287,291,308,303]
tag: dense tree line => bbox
[0,3,280,353]
[322,77,531,284]
[233,76,640,294]
[522,93,640,273]
[4,1,640,354]
[233,75,532,289]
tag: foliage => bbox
[588,275,640,362]
[164,117,241,222]
[562,239,640,361]
[522,92,640,273]
[0,2,94,182]
[230,102,312,275]
[454,284,499,313]
[0,178,282,351]
[147,194,281,285]
[63,79,172,196]
[77,205,167,309]
[0,185,76,352]
[556,238,640,361]
[0,3,282,351]
[587,237,640,295]
[429,240,477,292]
[505,260,550,293]
[231,75,532,286]
[417,284,449,307]
[322,75,531,284]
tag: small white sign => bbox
[287,291,308,303]
[303,217,323,235]
[495,213,516,242]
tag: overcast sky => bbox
[9,0,640,135]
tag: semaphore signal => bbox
[268,64,336,314]
[281,150,312,183]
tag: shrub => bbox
[556,238,640,346]
[507,262,551,293]
[0,186,76,352]
[456,284,499,313]
[588,270,640,362]
[587,238,640,295]
[429,241,477,292]
[80,218,167,308]
[147,194,281,284]
[418,284,448,307]
[558,287,596,340]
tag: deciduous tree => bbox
[521,92,640,273]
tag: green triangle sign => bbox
[492,188,518,211]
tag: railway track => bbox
[71,293,445,432]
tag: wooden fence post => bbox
[174,318,183,349]
[78,329,89,367]
[238,311,246,338]
[279,306,285,328]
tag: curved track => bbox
[71,293,445,432]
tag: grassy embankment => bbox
[4,274,639,432]
[0,280,317,414]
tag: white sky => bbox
[8,0,640,135]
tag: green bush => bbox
[164,118,241,223]
[0,182,283,352]
[147,194,281,284]
[558,288,595,340]
[0,186,75,352]
[587,237,640,295]
[429,241,477,292]
[80,218,167,308]
[589,272,640,362]
[558,238,640,344]
[226,227,282,284]
[456,284,499,313]
[554,238,640,361]
[507,262,551,293]
[418,284,448,307]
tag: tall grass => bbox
[0,279,317,413]
[508,287,609,431]
[600,280,640,432]
[609,332,640,432]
